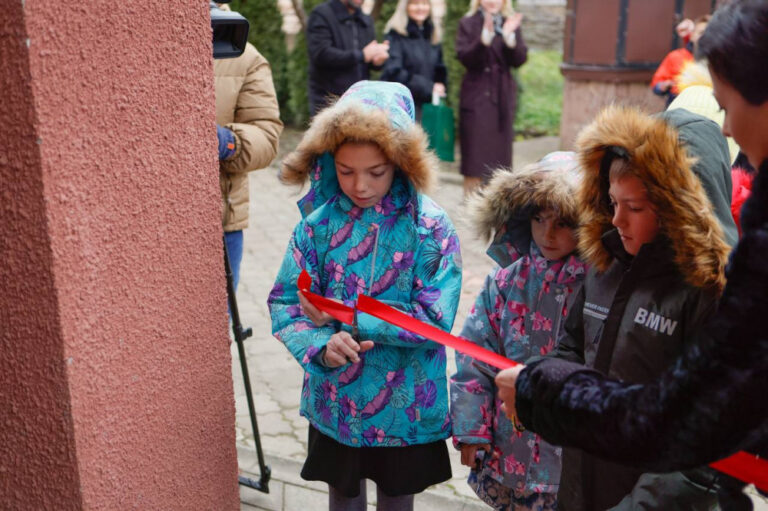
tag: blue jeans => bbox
[224,230,243,292]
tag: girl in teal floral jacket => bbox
[268,81,462,510]
[450,152,586,511]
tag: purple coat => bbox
[456,12,527,179]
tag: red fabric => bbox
[731,168,754,237]
[650,48,694,95]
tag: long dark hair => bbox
[697,0,768,105]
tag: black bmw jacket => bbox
[531,106,732,510]
[549,233,720,511]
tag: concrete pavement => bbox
[231,132,559,510]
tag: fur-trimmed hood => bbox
[576,105,730,291]
[280,81,438,213]
[468,151,582,267]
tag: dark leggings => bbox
[329,480,414,511]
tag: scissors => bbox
[351,308,360,344]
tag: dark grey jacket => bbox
[658,108,738,247]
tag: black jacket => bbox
[306,0,376,116]
[381,19,447,107]
[516,161,768,505]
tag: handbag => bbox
[421,97,455,162]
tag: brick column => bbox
[0,1,239,509]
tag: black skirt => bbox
[301,425,452,498]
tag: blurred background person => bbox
[650,15,710,106]
[306,0,389,116]
[456,0,527,197]
[214,36,283,291]
[381,0,447,120]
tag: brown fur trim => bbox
[576,105,729,291]
[280,102,437,193]
[468,163,581,242]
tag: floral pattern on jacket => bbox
[269,169,462,448]
[450,242,586,499]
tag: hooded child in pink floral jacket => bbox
[450,152,587,510]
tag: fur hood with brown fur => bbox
[469,152,582,267]
[576,105,730,291]
[280,81,437,206]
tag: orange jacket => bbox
[650,48,694,96]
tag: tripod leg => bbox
[224,236,271,493]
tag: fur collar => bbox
[280,101,437,194]
[576,105,730,291]
[468,152,581,266]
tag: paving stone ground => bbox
[230,131,558,510]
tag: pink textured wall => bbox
[0,2,83,507]
[1,1,239,509]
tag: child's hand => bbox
[298,291,335,326]
[323,331,374,367]
[460,443,491,468]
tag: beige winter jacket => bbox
[214,43,283,231]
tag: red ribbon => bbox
[295,270,768,490]
[297,270,355,325]
[297,270,517,369]
[356,294,518,369]
[710,451,768,491]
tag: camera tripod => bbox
[224,237,271,493]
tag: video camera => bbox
[210,1,249,59]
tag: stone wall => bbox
[518,0,566,50]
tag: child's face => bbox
[335,142,396,209]
[530,208,577,261]
[609,175,659,256]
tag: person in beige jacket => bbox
[214,42,283,289]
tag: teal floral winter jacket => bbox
[268,161,462,448]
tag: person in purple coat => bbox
[456,0,527,197]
